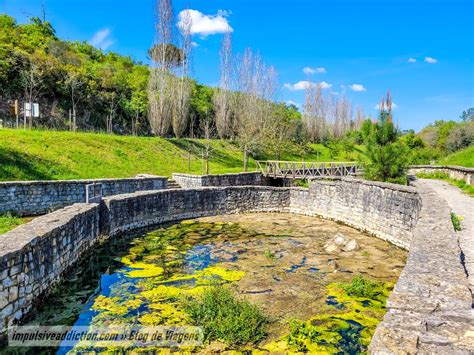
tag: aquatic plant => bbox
[184,285,268,346]
[264,276,393,353]
[338,275,384,298]
[264,250,275,260]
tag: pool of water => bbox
[22,213,406,353]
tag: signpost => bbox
[23,102,39,129]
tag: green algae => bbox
[263,276,393,353]
[22,214,405,354]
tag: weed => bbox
[184,285,268,346]
[264,250,275,260]
[450,212,462,232]
[338,275,382,298]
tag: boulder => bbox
[343,239,360,252]
[324,241,340,253]
[334,232,349,246]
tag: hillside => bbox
[0,129,362,181]
[439,146,474,167]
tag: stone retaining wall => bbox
[0,176,168,216]
[172,172,263,188]
[409,165,474,186]
[290,177,421,249]
[369,181,473,353]
[100,186,290,236]
[0,178,471,352]
[0,204,99,334]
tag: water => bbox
[20,213,406,354]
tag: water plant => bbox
[264,249,275,260]
[264,275,393,353]
[184,285,268,346]
[338,275,384,298]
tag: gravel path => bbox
[418,178,474,299]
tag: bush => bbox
[184,285,268,346]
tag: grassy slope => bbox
[439,146,474,167]
[0,129,362,181]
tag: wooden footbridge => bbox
[255,160,360,179]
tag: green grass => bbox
[183,285,268,346]
[416,171,474,197]
[0,213,27,234]
[439,146,474,167]
[0,129,362,181]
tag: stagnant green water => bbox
[21,213,406,354]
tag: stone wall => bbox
[0,178,471,352]
[369,180,473,353]
[0,176,168,216]
[172,172,264,188]
[100,186,290,236]
[290,177,421,249]
[0,203,99,334]
[409,165,474,186]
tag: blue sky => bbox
[2,0,473,131]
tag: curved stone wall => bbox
[0,176,168,216]
[0,175,471,352]
[409,165,474,186]
[290,177,421,249]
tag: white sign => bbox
[24,103,31,117]
[32,103,40,117]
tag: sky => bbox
[1,0,473,131]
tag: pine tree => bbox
[364,92,409,184]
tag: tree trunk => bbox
[243,145,248,172]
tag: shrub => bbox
[183,285,268,346]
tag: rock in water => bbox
[343,239,360,251]
[327,260,339,272]
[324,241,340,253]
[334,232,349,246]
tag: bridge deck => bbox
[256,160,360,179]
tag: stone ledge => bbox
[369,180,473,353]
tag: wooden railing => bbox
[255,161,360,179]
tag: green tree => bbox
[460,107,474,122]
[363,93,409,184]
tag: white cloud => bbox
[284,81,332,91]
[408,58,417,63]
[374,102,398,110]
[178,9,233,36]
[286,100,300,107]
[424,56,438,64]
[89,28,114,50]
[191,42,199,47]
[319,81,332,89]
[350,84,366,92]
[303,66,326,75]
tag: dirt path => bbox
[418,178,474,299]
